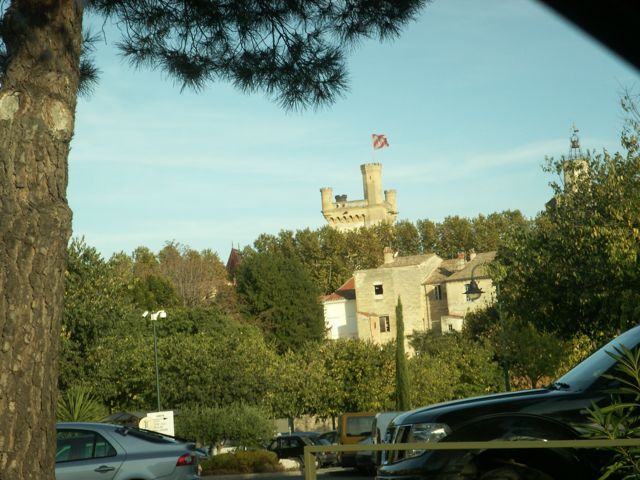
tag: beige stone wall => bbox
[320,163,397,232]
[445,277,495,318]
[354,256,440,346]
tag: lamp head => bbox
[466,279,484,301]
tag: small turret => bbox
[320,187,334,212]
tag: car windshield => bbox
[554,324,640,391]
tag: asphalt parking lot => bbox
[202,466,374,480]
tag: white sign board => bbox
[139,410,175,436]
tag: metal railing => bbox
[302,439,640,480]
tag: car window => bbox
[56,430,117,463]
[268,440,277,450]
[555,325,640,391]
[346,416,373,436]
[282,437,294,448]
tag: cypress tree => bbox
[395,297,411,410]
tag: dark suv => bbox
[377,324,640,480]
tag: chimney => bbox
[468,249,477,261]
[383,247,395,265]
[455,251,466,271]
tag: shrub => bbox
[57,385,107,422]
[585,345,640,479]
[176,403,275,451]
[200,450,283,475]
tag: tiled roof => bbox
[422,251,497,284]
[226,248,242,271]
[423,258,459,284]
[321,277,356,302]
[446,251,497,282]
[378,253,436,268]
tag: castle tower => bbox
[361,163,383,205]
[320,163,398,232]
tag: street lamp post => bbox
[466,266,510,391]
[142,309,167,411]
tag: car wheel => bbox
[297,456,321,471]
[479,465,554,480]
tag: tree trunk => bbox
[0,1,82,479]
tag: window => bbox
[448,324,454,332]
[56,430,116,463]
[374,284,384,296]
[434,285,443,300]
[380,315,391,333]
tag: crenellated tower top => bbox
[320,163,397,231]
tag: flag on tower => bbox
[372,134,389,150]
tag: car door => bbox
[55,429,124,480]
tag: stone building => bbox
[321,249,496,350]
[320,163,398,231]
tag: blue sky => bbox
[69,0,639,261]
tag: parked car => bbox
[371,411,403,467]
[317,430,338,445]
[56,422,200,480]
[308,437,339,467]
[354,436,376,475]
[377,324,640,480]
[338,412,375,468]
[267,434,334,468]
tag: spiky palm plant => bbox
[57,385,107,422]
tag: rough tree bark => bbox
[0,1,82,478]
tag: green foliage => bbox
[130,274,182,311]
[57,385,107,422]
[265,347,326,421]
[314,339,396,415]
[395,298,411,410]
[61,238,135,389]
[497,101,640,341]
[585,345,640,479]
[236,250,326,353]
[199,450,282,475]
[249,213,529,296]
[87,1,427,109]
[393,221,422,256]
[89,316,278,412]
[464,306,570,389]
[409,332,502,406]
[490,317,569,389]
[436,216,475,258]
[176,404,275,453]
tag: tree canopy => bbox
[236,249,326,353]
[497,100,640,342]
[0,2,427,477]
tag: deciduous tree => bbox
[498,103,640,341]
[0,2,427,475]
[236,250,326,353]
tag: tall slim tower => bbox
[320,163,398,231]
[563,124,588,191]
